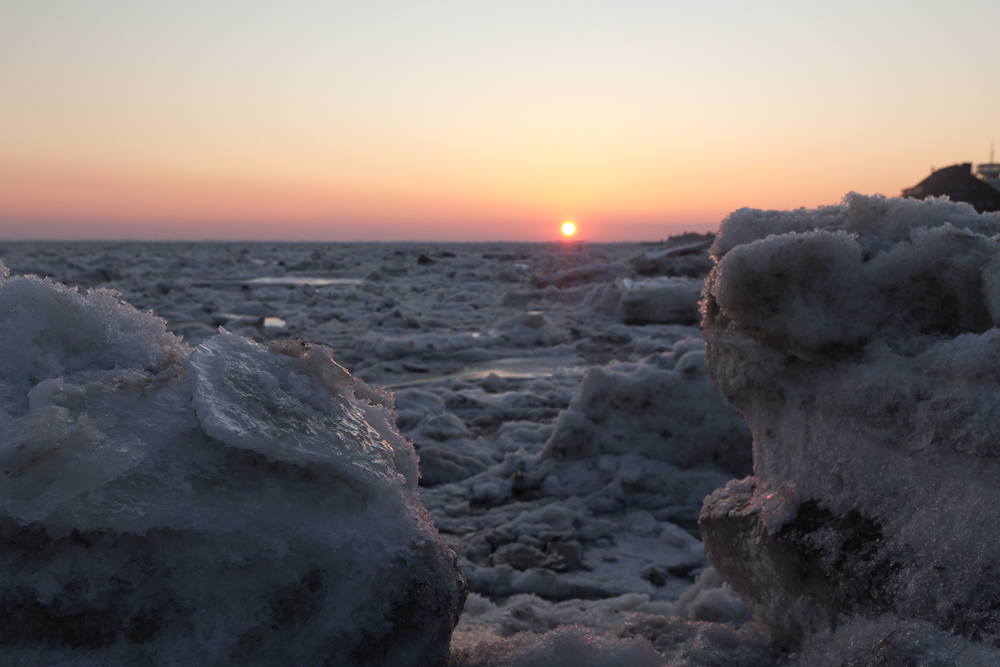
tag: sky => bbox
[1,1,998,242]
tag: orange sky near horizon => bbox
[2,1,998,242]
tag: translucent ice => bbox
[189,332,414,488]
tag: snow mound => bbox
[0,266,465,666]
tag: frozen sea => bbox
[0,237,755,664]
[8,196,1000,666]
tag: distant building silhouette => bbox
[903,163,1000,213]
[978,161,1000,192]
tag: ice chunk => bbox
[619,277,702,325]
[544,339,752,476]
[669,566,750,625]
[493,310,569,347]
[529,262,630,289]
[0,404,151,523]
[630,234,715,278]
[0,271,184,422]
[189,331,412,489]
[0,274,465,665]
[700,194,1000,657]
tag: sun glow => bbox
[561,221,577,236]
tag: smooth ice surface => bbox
[189,332,411,488]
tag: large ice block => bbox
[701,194,1000,653]
[0,266,466,666]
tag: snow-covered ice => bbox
[0,264,465,666]
[702,193,1000,664]
[9,199,998,666]
[1,236,753,664]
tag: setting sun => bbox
[561,221,577,236]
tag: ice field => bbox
[4,194,1000,665]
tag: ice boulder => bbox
[700,194,1000,655]
[0,265,466,666]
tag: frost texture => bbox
[0,270,465,666]
[700,193,1000,663]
